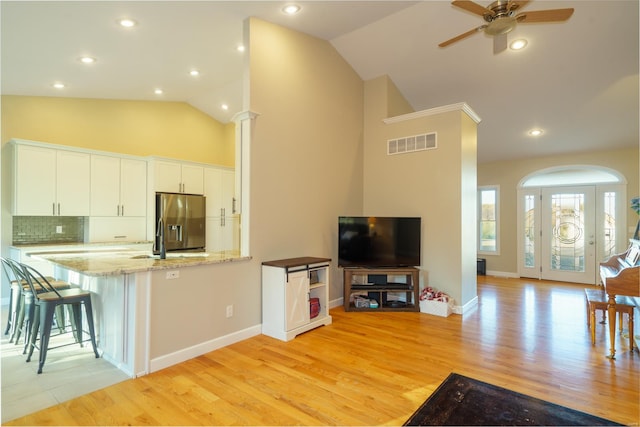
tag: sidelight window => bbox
[478,186,499,255]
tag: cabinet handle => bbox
[121,205,124,216]
[117,205,120,216]
[57,203,60,216]
[232,197,236,214]
[52,203,56,215]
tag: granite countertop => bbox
[26,248,250,277]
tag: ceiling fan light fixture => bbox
[485,16,517,35]
[510,39,528,50]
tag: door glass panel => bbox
[524,194,536,268]
[550,193,585,272]
[603,191,616,260]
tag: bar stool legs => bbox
[26,297,99,374]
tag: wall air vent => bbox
[387,132,437,155]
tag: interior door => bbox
[541,186,596,284]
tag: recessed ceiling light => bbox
[189,70,200,77]
[154,88,163,95]
[118,18,137,28]
[52,82,65,89]
[528,129,543,136]
[79,56,97,64]
[221,104,229,111]
[282,4,301,15]
[237,45,245,52]
[510,39,528,50]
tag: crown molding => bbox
[383,102,481,125]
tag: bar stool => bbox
[19,262,100,373]
[584,288,635,349]
[2,258,71,349]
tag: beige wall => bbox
[478,147,640,275]
[248,18,365,301]
[1,95,234,166]
[362,76,478,307]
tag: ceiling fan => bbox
[439,0,574,53]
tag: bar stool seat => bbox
[585,288,635,349]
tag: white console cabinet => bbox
[261,257,332,341]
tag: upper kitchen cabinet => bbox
[12,142,90,216]
[204,167,235,218]
[91,155,147,217]
[152,160,204,195]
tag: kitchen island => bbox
[25,246,253,377]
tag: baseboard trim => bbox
[148,324,262,375]
[453,296,478,315]
[485,270,519,278]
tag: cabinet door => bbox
[91,155,121,216]
[154,161,182,193]
[204,167,223,217]
[88,217,147,242]
[206,216,239,252]
[56,150,90,216]
[181,164,204,195]
[119,158,147,216]
[285,271,310,331]
[14,145,56,215]
[221,169,235,214]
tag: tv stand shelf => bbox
[343,267,419,312]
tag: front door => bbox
[540,186,596,284]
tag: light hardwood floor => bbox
[5,276,640,426]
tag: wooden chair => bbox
[19,262,100,374]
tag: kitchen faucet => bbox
[156,217,166,259]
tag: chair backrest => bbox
[18,262,63,300]
[0,257,19,284]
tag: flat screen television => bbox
[338,216,421,268]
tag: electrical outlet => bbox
[55,225,63,234]
[226,305,233,318]
[166,270,179,279]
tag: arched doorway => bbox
[517,166,627,284]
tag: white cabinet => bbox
[13,144,90,216]
[261,257,332,341]
[91,155,147,217]
[206,216,240,252]
[88,217,147,242]
[153,160,204,194]
[204,167,238,252]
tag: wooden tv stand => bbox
[343,267,419,312]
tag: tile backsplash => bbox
[13,216,86,245]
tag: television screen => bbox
[338,216,421,268]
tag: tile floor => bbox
[1,304,130,423]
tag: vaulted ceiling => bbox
[2,1,638,163]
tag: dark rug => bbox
[404,373,623,426]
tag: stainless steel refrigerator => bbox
[154,192,206,254]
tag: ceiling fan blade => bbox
[451,0,494,17]
[438,26,485,47]
[516,8,574,23]
[493,33,508,54]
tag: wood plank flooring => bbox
[5,276,639,426]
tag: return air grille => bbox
[387,132,437,155]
